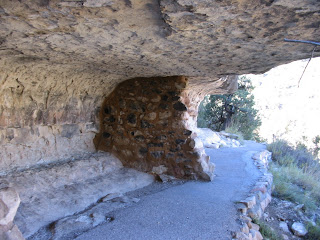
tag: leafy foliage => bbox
[252,218,284,240]
[306,221,320,240]
[197,76,261,140]
[313,135,320,158]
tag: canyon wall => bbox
[0,0,319,237]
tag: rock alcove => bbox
[0,0,319,238]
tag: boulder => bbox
[0,185,24,240]
[279,221,290,233]
[0,187,20,226]
[291,222,308,237]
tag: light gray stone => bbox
[152,165,168,175]
[251,223,260,231]
[0,188,20,226]
[2,153,154,238]
[241,196,256,209]
[282,234,289,240]
[291,222,308,237]
[250,229,263,240]
[279,221,290,233]
[3,224,25,240]
[101,193,124,202]
[241,223,250,234]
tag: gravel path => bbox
[76,141,265,240]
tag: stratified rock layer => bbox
[0,0,318,238]
[1,152,154,238]
[0,64,123,175]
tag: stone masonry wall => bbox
[234,150,273,240]
[94,76,214,180]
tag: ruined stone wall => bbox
[94,76,221,180]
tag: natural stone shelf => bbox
[1,153,154,238]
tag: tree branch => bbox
[298,46,317,87]
[283,38,319,87]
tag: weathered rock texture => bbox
[194,128,241,149]
[0,63,123,174]
[0,182,24,240]
[1,0,319,174]
[1,152,154,238]
[94,76,233,180]
[0,0,319,76]
[0,0,319,237]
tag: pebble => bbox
[282,234,289,240]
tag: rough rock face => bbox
[0,0,319,77]
[1,0,319,175]
[0,63,123,174]
[0,0,319,237]
[0,182,24,240]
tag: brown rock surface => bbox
[0,0,319,76]
[0,64,123,174]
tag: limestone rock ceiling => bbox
[0,0,319,78]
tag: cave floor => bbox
[74,141,266,240]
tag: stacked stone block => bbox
[233,150,273,240]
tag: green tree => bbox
[197,76,261,140]
[313,135,320,158]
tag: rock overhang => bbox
[0,0,319,78]
[1,1,320,237]
[0,0,319,175]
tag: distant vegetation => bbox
[252,218,283,240]
[197,76,261,140]
[268,139,320,211]
[268,139,320,239]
